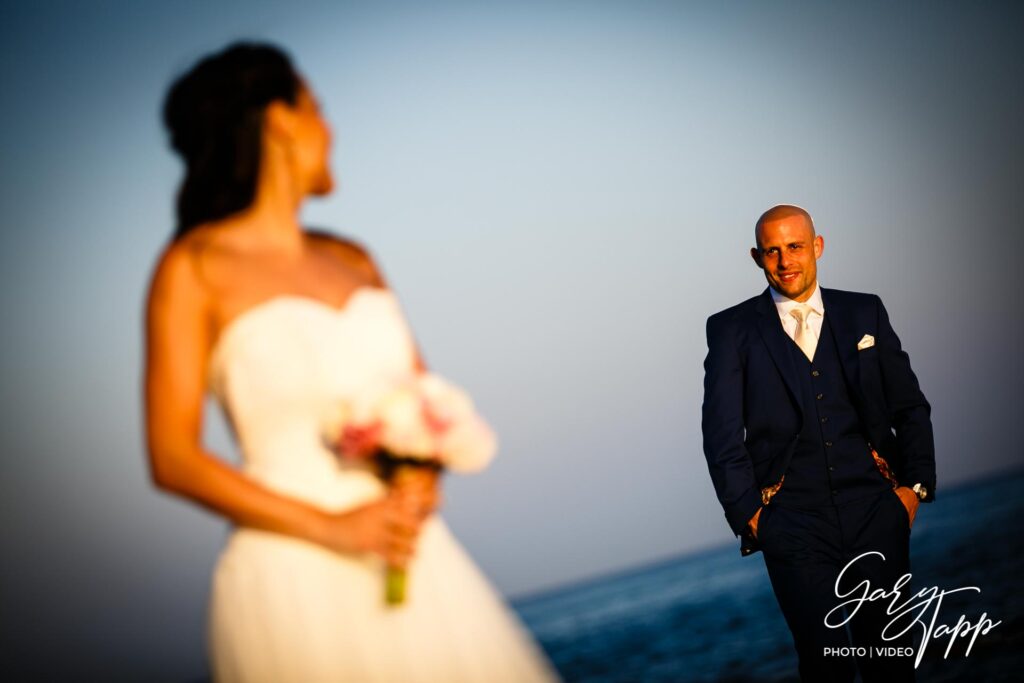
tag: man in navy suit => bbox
[701,205,936,682]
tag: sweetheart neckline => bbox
[207,284,391,371]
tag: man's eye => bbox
[788,244,803,251]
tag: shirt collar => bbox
[770,281,824,318]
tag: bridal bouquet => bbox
[321,371,497,605]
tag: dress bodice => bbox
[206,285,418,510]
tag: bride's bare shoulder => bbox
[145,232,218,325]
[305,227,384,285]
[153,223,256,297]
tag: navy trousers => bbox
[757,487,917,682]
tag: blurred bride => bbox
[143,41,559,683]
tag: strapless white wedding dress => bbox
[205,285,559,683]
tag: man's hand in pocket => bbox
[894,487,919,527]
[749,507,764,539]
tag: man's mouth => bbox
[778,272,799,284]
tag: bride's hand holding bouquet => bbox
[313,479,438,570]
[321,371,497,605]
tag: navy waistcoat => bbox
[770,313,891,509]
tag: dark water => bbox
[513,468,1024,682]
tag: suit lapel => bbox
[754,288,801,409]
[820,288,868,413]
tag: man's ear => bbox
[750,247,763,268]
[813,234,824,259]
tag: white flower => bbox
[439,414,497,473]
[320,401,353,447]
[419,374,474,423]
[377,386,433,458]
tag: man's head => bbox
[750,204,824,302]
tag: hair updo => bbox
[162,41,301,239]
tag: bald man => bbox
[700,205,935,682]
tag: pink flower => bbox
[338,421,383,461]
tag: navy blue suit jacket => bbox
[701,286,936,557]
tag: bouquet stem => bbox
[385,565,407,606]
[378,459,442,607]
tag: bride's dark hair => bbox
[162,41,301,239]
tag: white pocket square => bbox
[857,334,875,350]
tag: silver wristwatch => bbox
[911,482,928,501]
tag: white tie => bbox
[790,304,817,361]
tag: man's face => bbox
[750,215,824,302]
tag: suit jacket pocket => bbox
[858,344,880,358]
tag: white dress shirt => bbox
[770,281,825,343]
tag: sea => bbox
[512,467,1024,682]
